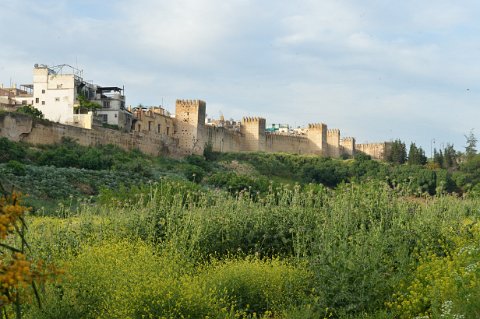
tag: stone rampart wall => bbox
[0,113,179,157]
[356,142,389,160]
[0,112,388,160]
[265,133,311,154]
[204,125,243,153]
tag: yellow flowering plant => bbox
[0,187,58,318]
[388,219,480,318]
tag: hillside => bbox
[1,138,480,318]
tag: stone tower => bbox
[241,117,266,152]
[307,123,327,155]
[327,129,341,158]
[175,99,206,155]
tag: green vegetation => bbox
[75,92,101,113]
[16,105,44,119]
[1,136,480,318]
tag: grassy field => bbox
[7,180,477,318]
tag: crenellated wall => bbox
[240,117,266,152]
[204,125,243,153]
[307,123,327,155]
[326,129,341,158]
[356,142,390,160]
[0,99,389,160]
[265,133,311,154]
[340,137,355,157]
[0,113,179,157]
[174,99,206,155]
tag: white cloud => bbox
[118,0,253,65]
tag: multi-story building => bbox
[0,85,34,110]
[93,86,133,131]
[31,64,132,130]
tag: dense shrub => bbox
[0,137,27,163]
[389,220,480,318]
[207,172,270,195]
[27,241,314,319]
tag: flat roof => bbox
[96,86,122,92]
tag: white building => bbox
[31,64,132,130]
[94,86,133,131]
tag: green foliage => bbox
[16,105,44,119]
[26,241,313,319]
[6,160,26,176]
[407,142,427,166]
[456,154,480,191]
[184,165,205,183]
[0,138,27,163]
[385,139,407,164]
[465,129,477,160]
[101,123,119,130]
[301,158,349,187]
[207,172,270,195]
[75,92,100,112]
[433,144,458,170]
[389,220,480,319]
[34,138,152,176]
[0,164,148,202]
[203,142,219,161]
[11,170,480,318]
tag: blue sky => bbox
[1,0,479,154]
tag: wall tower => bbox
[175,99,206,155]
[307,123,327,155]
[240,117,266,152]
[327,128,341,158]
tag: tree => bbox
[443,144,457,169]
[386,139,407,164]
[465,129,477,160]
[433,149,444,168]
[407,143,427,166]
[16,105,44,119]
[75,92,100,113]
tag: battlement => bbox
[176,99,206,108]
[308,123,327,129]
[341,137,355,142]
[242,117,266,124]
[327,128,340,135]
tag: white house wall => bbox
[33,68,76,123]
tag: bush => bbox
[0,137,27,163]
[6,160,26,176]
[200,258,314,316]
[389,220,480,318]
[207,172,270,195]
[16,105,44,119]
[28,241,315,319]
[184,165,205,183]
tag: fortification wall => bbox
[0,110,390,161]
[0,113,179,157]
[133,108,175,138]
[326,129,340,158]
[356,142,388,160]
[204,125,243,153]
[340,137,355,157]
[265,133,310,154]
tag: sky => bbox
[1,0,479,154]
